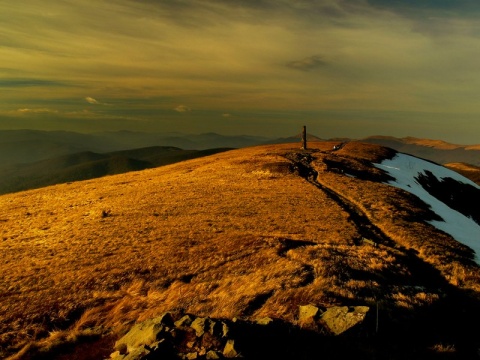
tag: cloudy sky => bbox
[1,0,480,143]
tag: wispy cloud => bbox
[85,97,111,106]
[287,56,327,71]
[0,78,67,87]
[0,1,480,143]
[16,108,59,114]
[85,97,100,105]
[174,105,192,113]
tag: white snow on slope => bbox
[374,153,480,265]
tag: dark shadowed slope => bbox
[0,147,231,195]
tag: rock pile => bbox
[109,305,370,359]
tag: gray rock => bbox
[190,317,207,337]
[221,322,230,338]
[109,350,121,360]
[319,306,369,335]
[206,318,217,335]
[175,314,194,328]
[114,316,167,353]
[298,304,319,322]
[223,339,238,358]
[206,350,222,359]
[256,317,274,325]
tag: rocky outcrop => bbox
[108,305,371,359]
[299,305,370,335]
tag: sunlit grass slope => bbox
[1,142,479,359]
[445,162,480,185]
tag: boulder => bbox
[298,305,320,322]
[175,314,194,328]
[185,351,198,359]
[319,306,369,335]
[223,339,238,358]
[107,306,371,359]
[206,350,222,359]
[190,317,208,337]
[114,315,169,353]
[256,317,274,325]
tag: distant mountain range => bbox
[0,130,269,166]
[1,130,479,195]
[361,135,480,166]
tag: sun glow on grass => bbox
[1,142,480,359]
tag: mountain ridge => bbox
[361,135,480,166]
[1,130,479,197]
[2,129,479,166]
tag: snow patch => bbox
[374,153,480,265]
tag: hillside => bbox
[362,136,480,167]
[444,163,480,186]
[1,142,480,359]
[0,147,231,195]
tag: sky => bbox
[1,0,480,143]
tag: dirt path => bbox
[284,151,395,248]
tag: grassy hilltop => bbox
[1,142,480,359]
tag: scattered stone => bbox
[107,306,371,359]
[175,314,194,328]
[298,304,320,322]
[206,350,221,359]
[109,350,120,358]
[114,316,166,353]
[221,322,229,338]
[223,339,238,358]
[206,318,217,335]
[319,306,369,335]
[209,319,221,337]
[201,331,222,351]
[190,317,207,337]
[256,317,274,325]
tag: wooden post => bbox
[301,125,307,150]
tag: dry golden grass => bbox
[1,142,479,359]
[466,144,480,150]
[401,137,463,150]
[444,162,480,185]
